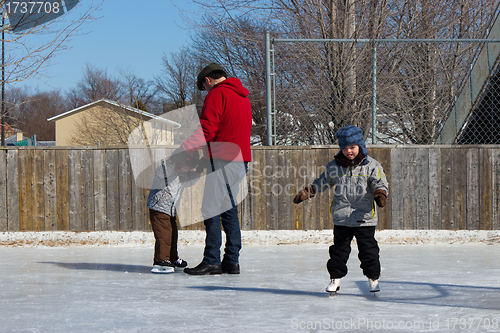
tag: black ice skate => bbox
[173,258,188,270]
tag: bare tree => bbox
[377,0,499,143]
[6,88,65,140]
[156,47,205,111]
[118,68,159,113]
[66,63,122,108]
[189,16,269,144]
[184,0,389,144]
[1,0,102,84]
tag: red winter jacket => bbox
[181,77,252,162]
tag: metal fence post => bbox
[371,41,377,144]
[265,30,273,146]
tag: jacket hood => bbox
[212,77,249,98]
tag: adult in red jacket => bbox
[180,63,252,275]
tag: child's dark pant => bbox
[327,225,380,279]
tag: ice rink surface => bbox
[1,243,500,333]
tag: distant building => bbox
[1,122,18,141]
[47,99,181,146]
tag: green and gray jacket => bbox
[311,156,388,227]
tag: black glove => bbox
[169,147,190,164]
[169,147,199,167]
[373,189,387,207]
[195,158,210,173]
[293,186,316,204]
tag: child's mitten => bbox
[373,189,387,207]
[293,186,316,204]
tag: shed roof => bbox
[47,99,181,128]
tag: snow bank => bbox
[1,229,500,247]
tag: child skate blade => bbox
[151,266,175,274]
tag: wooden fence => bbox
[0,145,499,231]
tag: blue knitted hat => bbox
[335,125,368,158]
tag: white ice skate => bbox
[151,265,174,274]
[368,278,380,294]
[151,263,175,274]
[326,279,341,297]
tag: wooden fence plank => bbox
[130,148,144,231]
[480,149,492,230]
[277,149,292,229]
[129,147,150,231]
[6,150,19,230]
[246,160,256,230]
[176,149,200,231]
[493,149,500,230]
[466,148,480,229]
[43,150,57,230]
[189,162,205,231]
[303,148,317,230]
[68,150,82,230]
[440,149,454,230]
[326,147,336,231]
[179,182,193,230]
[119,149,132,230]
[382,148,392,230]
[19,149,33,230]
[106,149,119,230]
[0,151,6,230]
[428,148,441,229]
[291,149,305,230]
[390,148,404,229]
[415,148,430,229]
[56,149,69,230]
[316,148,330,230]
[403,148,417,229]
[240,172,251,231]
[251,150,267,230]
[143,188,150,230]
[371,148,392,230]
[33,150,45,231]
[93,149,106,230]
[81,150,95,230]
[453,148,467,229]
[265,149,277,230]
[368,147,379,226]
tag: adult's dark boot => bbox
[184,262,222,275]
[221,262,240,274]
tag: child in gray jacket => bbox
[293,125,388,295]
[147,154,199,274]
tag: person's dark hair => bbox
[207,70,228,80]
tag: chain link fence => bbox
[265,35,500,145]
